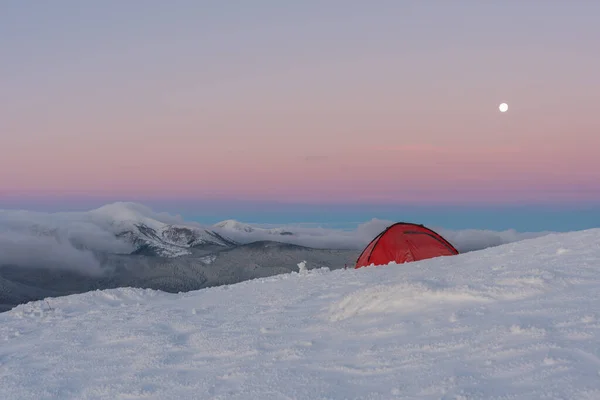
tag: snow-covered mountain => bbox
[113,223,237,257]
[2,229,599,399]
[214,219,294,235]
[1,202,238,259]
[88,203,239,257]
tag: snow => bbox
[2,229,600,399]
[214,219,257,233]
[297,260,308,272]
[214,219,293,235]
[89,202,172,231]
[199,254,217,264]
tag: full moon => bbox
[499,103,508,112]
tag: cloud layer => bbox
[217,218,551,253]
[0,202,553,275]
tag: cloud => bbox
[212,218,550,253]
[434,227,550,253]
[0,202,552,276]
[0,206,137,276]
[210,218,389,250]
[0,231,106,276]
[89,202,188,226]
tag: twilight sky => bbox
[1,1,599,224]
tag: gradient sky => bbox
[1,1,600,229]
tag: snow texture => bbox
[2,229,600,399]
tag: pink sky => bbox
[1,2,599,206]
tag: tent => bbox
[355,222,459,269]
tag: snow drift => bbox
[1,229,599,399]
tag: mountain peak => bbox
[214,220,255,233]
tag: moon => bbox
[499,103,508,113]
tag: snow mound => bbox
[328,282,493,322]
[1,228,600,398]
[297,260,308,273]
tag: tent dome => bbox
[355,222,458,269]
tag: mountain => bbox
[2,229,599,398]
[1,202,239,259]
[0,241,359,312]
[89,203,238,257]
[115,223,237,257]
[0,202,360,311]
[214,219,294,236]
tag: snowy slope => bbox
[2,229,600,399]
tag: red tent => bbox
[355,222,459,269]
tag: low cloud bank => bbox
[0,205,138,276]
[213,218,552,253]
[434,228,551,253]
[0,231,106,276]
[213,219,392,250]
[0,202,553,275]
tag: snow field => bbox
[2,230,600,399]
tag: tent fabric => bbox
[355,222,459,269]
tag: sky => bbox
[1,1,599,231]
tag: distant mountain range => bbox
[0,202,360,312]
[0,202,550,312]
[0,239,358,313]
[116,223,237,257]
[89,203,239,257]
[2,203,307,260]
[24,203,304,258]
[214,219,294,236]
